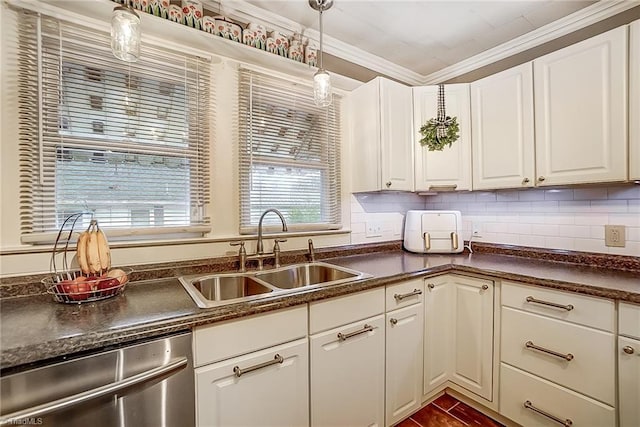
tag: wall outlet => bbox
[472,222,482,238]
[605,224,626,247]
[365,221,383,238]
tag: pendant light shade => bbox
[313,69,333,107]
[309,0,333,107]
[111,6,141,62]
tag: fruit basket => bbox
[43,267,132,304]
[44,213,132,304]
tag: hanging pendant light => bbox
[111,5,141,62]
[309,0,333,107]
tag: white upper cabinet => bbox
[630,20,640,180]
[350,77,414,192]
[413,84,472,191]
[471,63,535,190]
[533,26,628,186]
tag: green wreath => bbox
[419,116,460,151]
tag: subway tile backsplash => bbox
[350,184,640,256]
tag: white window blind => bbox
[12,8,211,242]
[238,69,342,233]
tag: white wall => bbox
[351,184,640,256]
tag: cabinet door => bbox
[380,78,414,191]
[310,315,385,427]
[620,336,640,427]
[195,338,309,427]
[450,276,494,401]
[350,79,381,192]
[534,26,627,186]
[630,20,640,180]
[423,276,453,396]
[471,63,535,190]
[386,303,424,426]
[414,84,472,191]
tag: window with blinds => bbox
[11,8,211,242]
[238,69,342,233]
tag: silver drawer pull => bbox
[526,296,574,311]
[525,341,574,361]
[233,354,284,377]
[394,289,422,301]
[623,346,635,355]
[390,318,398,325]
[524,400,573,426]
[427,283,435,290]
[338,324,373,341]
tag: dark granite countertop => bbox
[1,250,639,371]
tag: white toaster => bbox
[403,210,463,254]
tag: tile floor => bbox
[395,393,504,427]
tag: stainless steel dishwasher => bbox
[0,332,194,427]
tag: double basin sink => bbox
[179,262,372,308]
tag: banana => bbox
[76,231,91,275]
[96,228,111,271]
[86,230,102,274]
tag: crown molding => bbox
[422,0,639,85]
[202,0,638,87]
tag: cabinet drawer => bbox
[194,305,307,367]
[620,302,640,340]
[502,281,614,331]
[501,307,615,405]
[309,288,385,334]
[385,279,424,311]
[500,363,615,427]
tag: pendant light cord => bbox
[318,2,324,69]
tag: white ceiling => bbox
[244,0,596,76]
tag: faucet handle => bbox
[308,238,316,262]
[230,241,246,253]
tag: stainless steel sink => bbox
[178,273,277,308]
[255,262,370,289]
[179,262,371,308]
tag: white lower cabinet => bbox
[423,276,453,396]
[423,275,494,402]
[385,292,424,426]
[500,363,616,427]
[619,302,640,427]
[195,338,309,427]
[619,336,640,427]
[310,315,385,427]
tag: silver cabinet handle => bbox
[481,284,489,290]
[538,176,546,182]
[233,354,283,377]
[526,296,574,311]
[522,177,530,184]
[338,324,373,341]
[390,318,398,325]
[427,283,435,290]
[0,357,188,425]
[423,232,431,250]
[428,185,457,191]
[524,400,573,426]
[623,346,635,355]
[525,341,574,361]
[394,289,422,301]
[385,181,392,188]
